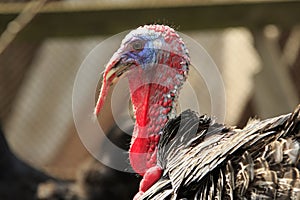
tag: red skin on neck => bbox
[128,83,164,175]
[126,52,188,200]
[129,82,165,199]
[127,53,185,176]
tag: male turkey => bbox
[94,24,300,199]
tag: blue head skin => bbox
[117,35,163,72]
[121,37,158,69]
[114,25,189,71]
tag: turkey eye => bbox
[132,41,144,50]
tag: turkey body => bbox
[92,24,300,199]
[142,105,300,200]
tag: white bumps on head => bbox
[153,39,163,49]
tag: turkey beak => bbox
[94,55,130,116]
[105,63,130,84]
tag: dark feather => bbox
[142,105,300,199]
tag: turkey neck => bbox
[127,65,183,176]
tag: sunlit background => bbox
[0,0,299,183]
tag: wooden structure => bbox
[0,0,300,39]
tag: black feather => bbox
[142,104,300,199]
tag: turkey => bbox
[94,24,300,199]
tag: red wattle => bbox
[128,82,163,175]
[127,66,181,176]
[130,84,152,127]
[139,165,163,192]
[129,137,149,175]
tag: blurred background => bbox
[0,0,299,193]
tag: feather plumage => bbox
[142,105,300,199]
